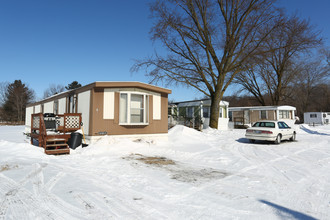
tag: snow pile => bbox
[0,124,329,219]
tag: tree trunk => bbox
[209,92,222,129]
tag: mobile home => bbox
[26,82,171,142]
[168,99,229,130]
[304,112,330,125]
[229,105,296,128]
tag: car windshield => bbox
[252,122,275,128]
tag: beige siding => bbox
[25,106,34,127]
[250,111,259,122]
[44,101,54,113]
[78,90,91,135]
[34,105,41,113]
[58,98,66,114]
[153,93,161,120]
[103,89,115,120]
[268,110,276,120]
[90,88,168,136]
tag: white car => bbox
[245,120,296,144]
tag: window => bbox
[179,107,186,117]
[219,108,223,118]
[279,110,290,119]
[260,110,267,119]
[203,107,209,118]
[119,93,149,125]
[253,122,275,128]
[278,122,289,129]
[310,113,317,118]
[187,107,194,118]
[69,95,77,113]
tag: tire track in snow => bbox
[0,172,57,219]
[72,192,114,219]
[50,161,185,219]
[30,165,92,220]
[0,163,89,220]
[219,138,330,219]
[225,143,327,180]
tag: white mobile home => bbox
[304,112,330,125]
[168,99,229,130]
[229,105,296,128]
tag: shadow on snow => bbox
[300,125,330,136]
[259,199,317,220]
[236,138,294,145]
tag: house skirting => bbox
[85,133,169,144]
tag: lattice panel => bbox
[56,117,64,126]
[65,116,80,129]
[33,116,40,128]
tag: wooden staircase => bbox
[44,136,70,155]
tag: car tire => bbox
[289,132,296,141]
[275,134,281,144]
[249,139,255,143]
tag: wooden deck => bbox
[30,113,81,155]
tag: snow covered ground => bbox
[0,124,329,219]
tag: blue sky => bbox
[0,0,329,102]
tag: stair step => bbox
[45,146,69,150]
[45,148,70,155]
[46,138,67,142]
[46,144,68,147]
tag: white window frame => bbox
[119,92,149,125]
[279,110,290,119]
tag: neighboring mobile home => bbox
[304,112,330,125]
[229,105,296,128]
[168,99,229,130]
[26,82,171,142]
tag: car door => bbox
[278,122,291,139]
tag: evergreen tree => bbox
[65,81,82,90]
[3,80,35,122]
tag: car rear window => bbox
[252,122,275,128]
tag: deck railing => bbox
[31,113,82,148]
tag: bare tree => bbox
[132,0,278,128]
[0,82,9,106]
[43,84,65,99]
[295,59,329,110]
[235,14,322,105]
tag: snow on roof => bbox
[174,99,229,107]
[228,105,296,111]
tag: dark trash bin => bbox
[69,132,82,149]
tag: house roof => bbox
[228,105,296,111]
[27,81,171,107]
[173,98,229,107]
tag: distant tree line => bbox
[0,80,81,124]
